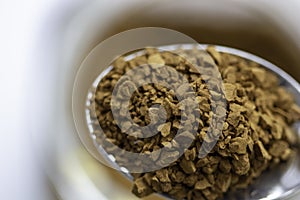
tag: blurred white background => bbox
[0,0,88,199]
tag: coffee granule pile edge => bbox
[88,46,300,200]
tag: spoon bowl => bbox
[79,44,300,200]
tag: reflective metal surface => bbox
[83,44,300,200]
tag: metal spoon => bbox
[83,44,300,200]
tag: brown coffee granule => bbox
[89,46,300,200]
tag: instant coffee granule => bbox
[88,46,300,200]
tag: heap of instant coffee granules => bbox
[89,46,300,200]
